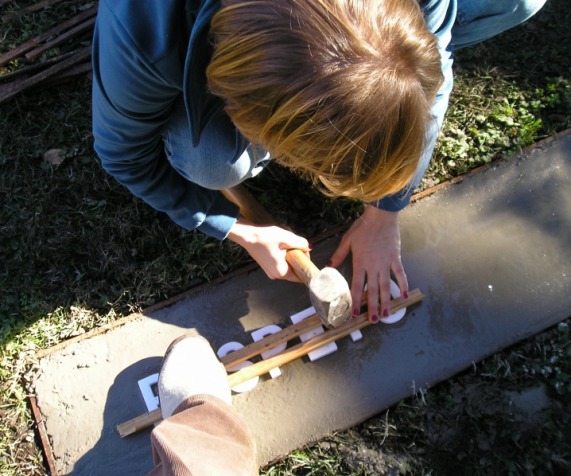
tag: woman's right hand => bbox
[227,219,311,282]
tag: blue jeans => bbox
[378,0,546,211]
[163,97,270,190]
[164,0,546,197]
[452,0,547,48]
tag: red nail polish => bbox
[371,315,379,323]
[383,308,389,317]
[308,244,313,250]
[353,308,360,317]
[403,291,409,299]
[326,260,332,267]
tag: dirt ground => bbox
[262,320,570,475]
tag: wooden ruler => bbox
[117,288,424,437]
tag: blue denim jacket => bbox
[93,0,242,240]
[92,0,457,239]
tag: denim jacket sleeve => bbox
[91,0,239,240]
[373,0,457,212]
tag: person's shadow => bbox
[67,262,309,475]
[71,357,161,475]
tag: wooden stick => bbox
[221,186,275,225]
[25,16,96,60]
[117,408,162,439]
[0,5,97,67]
[220,288,419,369]
[0,46,90,104]
[227,289,423,386]
[2,0,64,23]
[28,396,58,476]
[219,315,322,367]
[42,60,91,85]
[0,51,76,82]
[116,288,424,437]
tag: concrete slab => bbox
[31,131,571,475]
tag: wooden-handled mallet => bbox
[222,186,352,328]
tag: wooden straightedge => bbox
[117,288,424,437]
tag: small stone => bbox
[43,148,67,166]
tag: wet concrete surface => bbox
[31,132,571,475]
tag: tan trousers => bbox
[148,395,257,476]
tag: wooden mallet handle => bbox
[284,249,318,287]
[221,186,275,225]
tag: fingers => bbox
[268,231,308,282]
[392,259,409,301]
[365,274,380,324]
[278,232,310,253]
[378,274,392,321]
[259,249,302,282]
[353,258,409,323]
[271,259,302,283]
[351,258,381,323]
[282,268,304,283]
[350,268,366,319]
[229,221,312,283]
[328,235,351,268]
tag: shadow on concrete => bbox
[71,357,160,475]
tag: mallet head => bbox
[308,267,352,328]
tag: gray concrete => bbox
[31,132,571,475]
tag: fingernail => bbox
[353,308,360,317]
[383,308,389,318]
[403,291,409,299]
[326,260,333,267]
[371,315,379,324]
[308,244,313,250]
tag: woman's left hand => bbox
[328,205,409,323]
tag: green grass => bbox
[1,0,570,474]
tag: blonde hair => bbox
[207,0,443,202]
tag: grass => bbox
[1,0,570,474]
